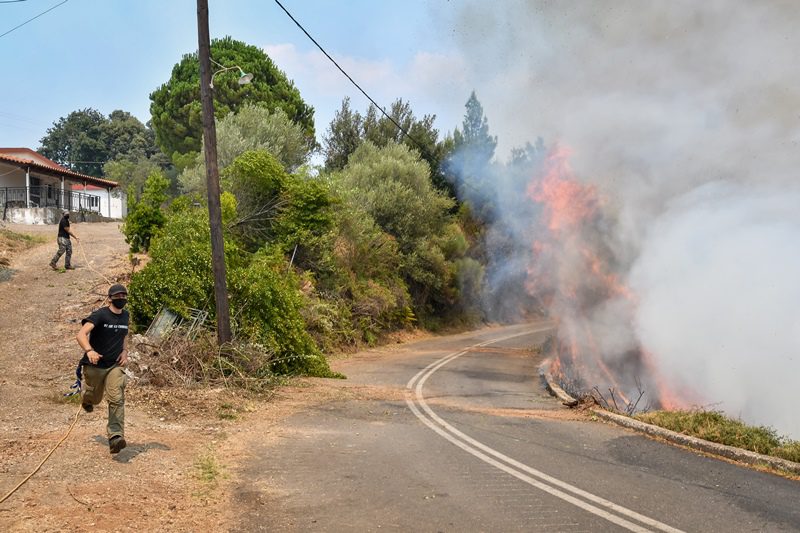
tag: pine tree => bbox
[450,91,498,220]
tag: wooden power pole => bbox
[196,0,232,344]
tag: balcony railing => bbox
[1,186,101,217]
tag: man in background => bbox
[49,209,78,270]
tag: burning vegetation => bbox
[526,146,683,413]
[445,2,800,439]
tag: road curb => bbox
[539,358,800,475]
[537,360,578,407]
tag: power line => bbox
[0,110,48,129]
[0,0,68,39]
[0,0,30,4]
[273,0,430,157]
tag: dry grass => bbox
[0,228,47,276]
[127,332,284,395]
[635,410,800,463]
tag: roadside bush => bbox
[130,196,337,378]
[122,171,169,252]
[128,197,238,330]
[336,142,454,250]
[221,150,336,259]
[775,442,800,463]
[332,142,470,325]
[299,294,358,354]
[273,171,337,271]
[229,247,339,377]
[326,204,413,341]
[221,149,289,251]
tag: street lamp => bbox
[210,58,254,88]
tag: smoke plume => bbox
[442,1,800,436]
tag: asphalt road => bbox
[233,322,800,532]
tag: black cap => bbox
[108,283,128,297]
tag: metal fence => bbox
[0,186,101,213]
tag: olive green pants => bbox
[50,236,73,268]
[81,364,126,439]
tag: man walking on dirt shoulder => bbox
[76,284,130,454]
[50,209,78,270]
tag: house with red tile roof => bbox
[0,148,126,224]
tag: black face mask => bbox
[111,298,127,309]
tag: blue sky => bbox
[0,0,471,154]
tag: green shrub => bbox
[229,247,338,377]
[332,142,471,324]
[222,150,336,261]
[128,193,244,330]
[122,171,169,252]
[130,201,338,378]
[222,149,289,251]
[129,203,216,330]
[299,294,358,353]
[324,204,413,342]
[274,173,337,271]
[774,442,800,463]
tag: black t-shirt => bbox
[58,216,70,239]
[80,306,130,368]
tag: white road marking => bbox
[406,327,685,533]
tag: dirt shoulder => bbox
[0,222,246,531]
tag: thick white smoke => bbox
[630,183,800,436]
[439,1,800,436]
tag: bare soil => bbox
[0,222,263,531]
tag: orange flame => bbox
[528,146,599,233]
[529,144,686,410]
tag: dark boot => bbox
[109,435,126,454]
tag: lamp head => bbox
[209,63,254,89]
[237,69,254,85]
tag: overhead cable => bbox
[0,0,68,39]
[272,0,430,156]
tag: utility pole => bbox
[196,0,232,344]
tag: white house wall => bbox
[88,188,127,219]
[110,191,127,219]
[5,207,61,224]
[1,164,75,193]
[0,162,26,187]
